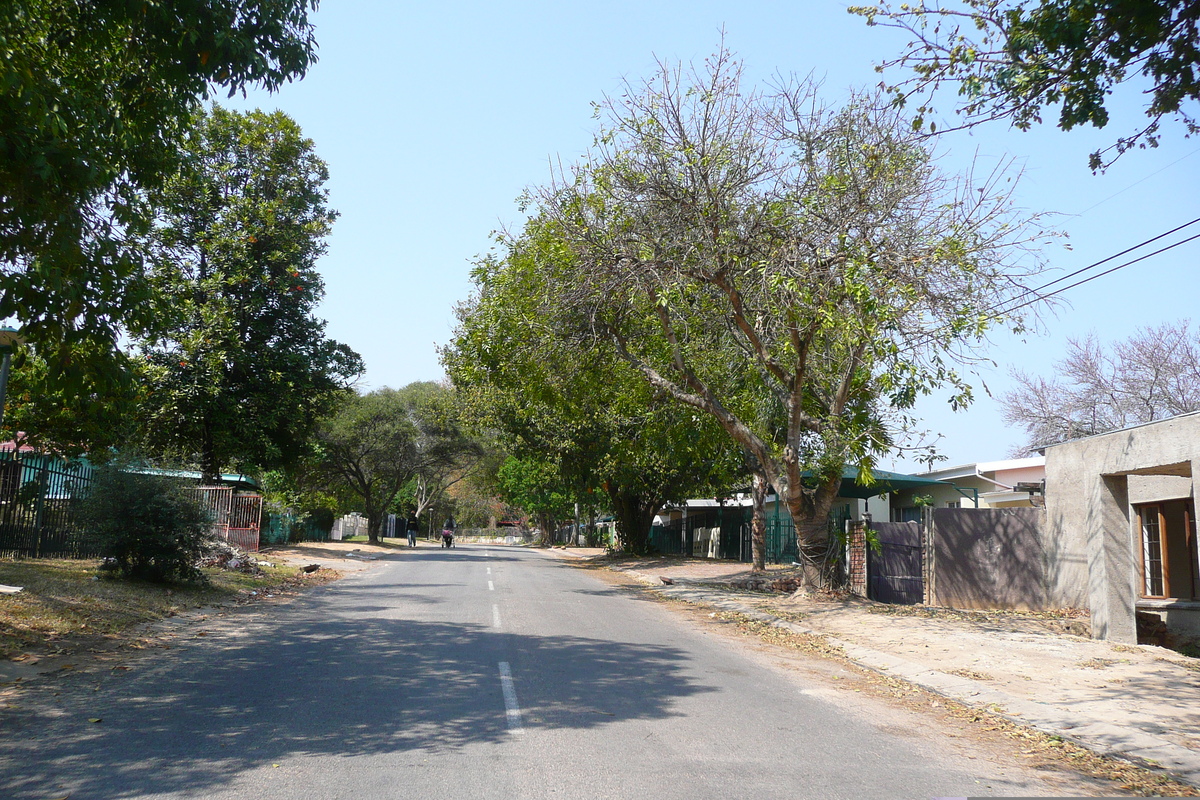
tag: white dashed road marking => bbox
[493,604,502,628]
[488,580,494,591]
[498,662,524,734]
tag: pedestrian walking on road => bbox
[407,514,419,547]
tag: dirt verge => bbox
[577,559,1200,798]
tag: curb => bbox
[625,571,1200,788]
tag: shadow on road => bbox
[1,605,712,798]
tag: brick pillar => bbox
[847,520,867,597]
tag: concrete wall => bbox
[1128,475,1193,504]
[1044,412,1200,643]
[929,508,1048,611]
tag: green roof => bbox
[824,466,946,499]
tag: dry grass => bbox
[865,603,1092,637]
[0,557,324,660]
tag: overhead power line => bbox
[1073,145,1200,217]
[1024,216,1200,297]
[1000,229,1200,318]
[898,217,1200,356]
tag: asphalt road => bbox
[1,546,1103,799]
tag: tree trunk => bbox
[750,472,767,572]
[784,471,842,590]
[608,486,659,555]
[200,416,218,484]
[536,513,556,547]
[367,508,382,545]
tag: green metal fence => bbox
[762,516,798,564]
[649,506,750,559]
[648,522,685,555]
[647,504,850,568]
[0,448,96,558]
[260,512,333,546]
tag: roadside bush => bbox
[307,507,335,535]
[79,466,213,584]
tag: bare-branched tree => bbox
[531,48,1053,587]
[1002,321,1200,453]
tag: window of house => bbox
[946,501,960,509]
[1136,501,1199,600]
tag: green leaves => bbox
[136,106,361,479]
[0,0,320,373]
[308,383,480,541]
[444,215,745,548]
[513,47,1056,544]
[853,0,1200,169]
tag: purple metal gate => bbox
[867,521,924,605]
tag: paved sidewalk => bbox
[552,550,1200,788]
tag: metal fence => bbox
[0,448,96,558]
[260,512,333,546]
[646,506,850,568]
[649,506,749,560]
[192,486,263,552]
[758,516,799,564]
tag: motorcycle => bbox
[441,530,455,548]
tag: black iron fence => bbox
[0,447,96,558]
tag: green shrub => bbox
[306,507,335,535]
[80,466,213,584]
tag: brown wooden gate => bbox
[929,508,1045,610]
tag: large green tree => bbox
[400,381,485,523]
[0,0,321,380]
[444,218,744,555]
[533,51,1052,583]
[311,383,482,544]
[309,388,418,544]
[495,455,577,545]
[137,106,361,481]
[851,0,1200,169]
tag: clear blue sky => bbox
[228,1,1200,471]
